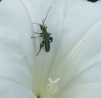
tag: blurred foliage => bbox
[87,0,98,2]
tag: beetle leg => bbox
[36,41,44,56]
[35,32,43,35]
[31,35,43,38]
[49,36,53,43]
[31,32,43,38]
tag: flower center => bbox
[42,78,60,98]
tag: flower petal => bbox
[0,0,36,97]
[0,80,36,98]
[19,0,101,98]
[21,0,101,97]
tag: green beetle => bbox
[31,6,53,55]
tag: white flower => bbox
[0,0,101,98]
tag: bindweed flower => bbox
[0,0,101,98]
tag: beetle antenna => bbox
[43,6,51,25]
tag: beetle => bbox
[31,6,53,56]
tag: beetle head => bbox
[40,25,47,30]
